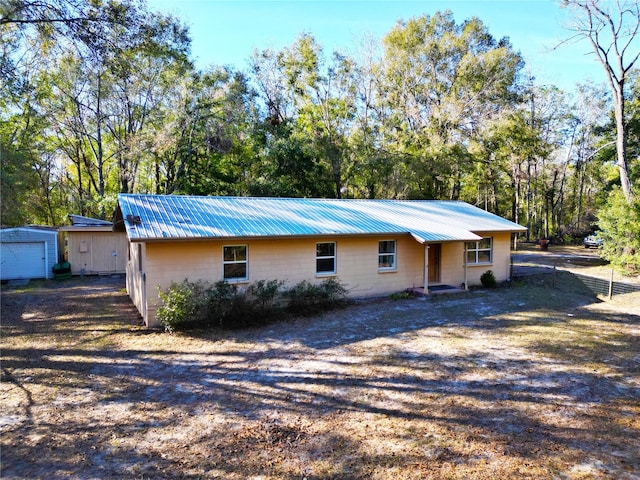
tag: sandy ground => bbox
[1,251,639,479]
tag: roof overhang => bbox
[59,226,116,232]
[409,231,482,244]
[127,230,487,244]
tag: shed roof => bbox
[68,214,112,227]
[0,227,59,240]
[59,214,114,232]
[116,194,526,243]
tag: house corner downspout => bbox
[423,244,429,294]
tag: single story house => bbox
[114,194,527,327]
[0,227,59,280]
[59,215,127,275]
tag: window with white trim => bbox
[223,245,248,280]
[466,237,492,264]
[378,240,396,270]
[316,242,336,274]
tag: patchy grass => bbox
[1,274,639,479]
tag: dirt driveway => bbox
[1,270,639,479]
[512,244,640,285]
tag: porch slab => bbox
[411,285,466,296]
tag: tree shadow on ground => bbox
[1,275,638,479]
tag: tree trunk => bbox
[563,0,638,203]
[614,92,633,202]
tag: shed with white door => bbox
[0,227,59,280]
[59,215,127,275]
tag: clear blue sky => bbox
[147,0,604,93]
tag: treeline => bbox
[1,0,638,245]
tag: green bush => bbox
[480,270,497,288]
[598,189,640,275]
[156,278,346,332]
[156,280,211,332]
[284,278,348,315]
[216,279,285,330]
[208,280,241,328]
[390,290,420,300]
[247,279,285,311]
[390,291,411,300]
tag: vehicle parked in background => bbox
[583,234,603,248]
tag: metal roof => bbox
[58,214,114,232]
[68,214,112,227]
[116,194,526,243]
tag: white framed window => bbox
[466,237,492,264]
[316,242,336,274]
[378,240,396,270]
[223,245,248,281]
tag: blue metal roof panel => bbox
[117,194,526,243]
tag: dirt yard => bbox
[1,258,639,479]
[512,243,640,284]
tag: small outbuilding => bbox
[0,227,59,280]
[115,194,527,327]
[59,215,128,276]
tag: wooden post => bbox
[609,268,614,300]
[463,243,468,290]
[423,244,429,294]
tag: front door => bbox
[428,244,441,283]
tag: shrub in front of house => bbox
[284,278,348,316]
[480,270,497,288]
[213,279,285,330]
[157,278,347,332]
[156,280,211,332]
[207,280,242,328]
[248,279,285,312]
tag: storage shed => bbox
[59,215,127,275]
[0,227,59,280]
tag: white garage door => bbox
[0,242,46,280]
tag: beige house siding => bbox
[465,231,512,285]
[129,230,514,327]
[439,242,464,287]
[125,242,146,320]
[141,241,223,325]
[65,230,128,275]
[139,236,425,326]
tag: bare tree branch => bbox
[561,0,639,203]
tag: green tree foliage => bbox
[597,188,640,274]
[381,12,524,200]
[593,72,640,272]
[1,1,629,248]
[172,68,257,196]
[2,0,192,221]
[626,71,640,183]
[0,146,38,226]
[248,121,335,198]
[0,30,55,225]
[250,34,356,198]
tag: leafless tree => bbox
[562,0,639,203]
